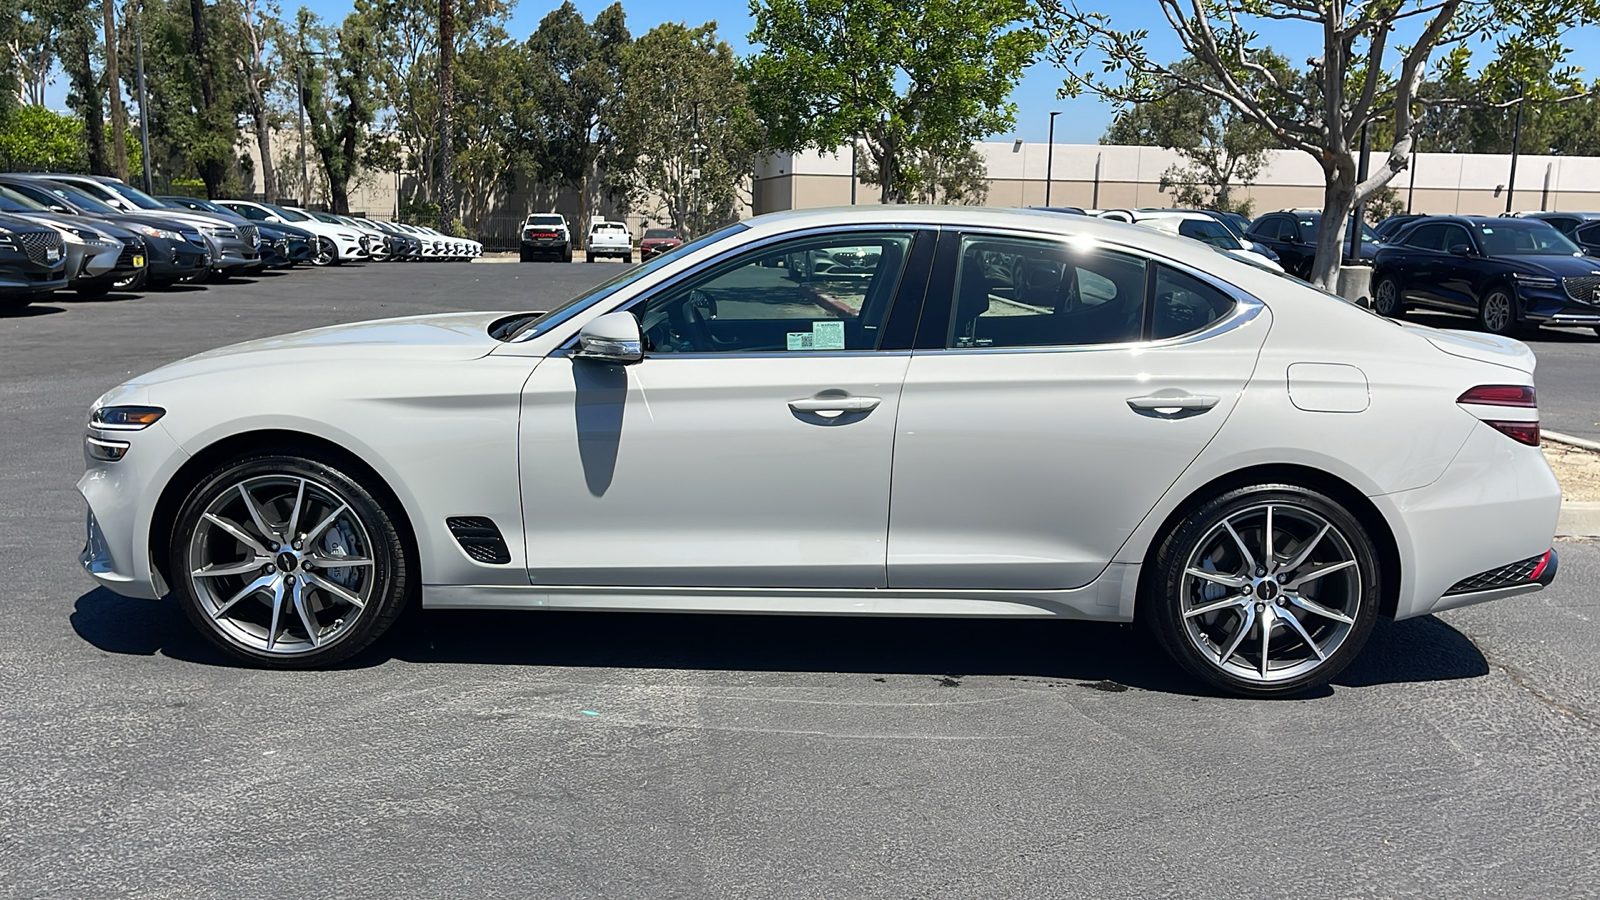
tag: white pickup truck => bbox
[586,220,634,263]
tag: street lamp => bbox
[1045,111,1061,207]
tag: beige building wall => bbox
[754,142,1600,220]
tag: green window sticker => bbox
[811,320,845,350]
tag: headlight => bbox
[337,232,357,240]
[90,405,166,430]
[1512,273,1559,288]
[132,224,184,241]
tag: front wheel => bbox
[170,453,413,668]
[1478,286,1518,336]
[1371,276,1404,317]
[311,238,337,267]
[1142,484,1380,697]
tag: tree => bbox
[1036,0,1600,289]
[525,2,631,241]
[136,0,250,196]
[437,0,455,233]
[59,0,108,175]
[296,6,377,212]
[608,21,762,235]
[1104,56,1282,215]
[746,0,1042,205]
[102,0,127,180]
[0,105,88,170]
[238,0,280,202]
[856,140,991,205]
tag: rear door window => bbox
[947,235,1147,349]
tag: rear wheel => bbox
[1371,276,1404,317]
[586,252,595,263]
[1478,285,1517,336]
[1143,484,1380,697]
[624,251,633,263]
[170,453,413,668]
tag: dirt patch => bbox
[1542,440,1600,502]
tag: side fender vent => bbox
[446,516,512,565]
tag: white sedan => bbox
[78,207,1559,696]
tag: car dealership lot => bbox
[3,264,1599,897]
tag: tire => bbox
[1142,483,1381,697]
[311,238,337,267]
[563,248,572,263]
[519,249,532,263]
[586,253,595,263]
[169,452,414,668]
[1478,284,1518,336]
[624,252,633,264]
[1371,275,1404,318]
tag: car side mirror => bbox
[573,311,643,365]
[1284,233,1301,245]
[1449,243,1473,256]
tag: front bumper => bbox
[78,416,189,600]
[0,255,68,294]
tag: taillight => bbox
[1458,384,1539,445]
[1457,385,1535,407]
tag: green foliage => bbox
[608,21,763,235]
[295,4,379,212]
[746,0,1042,204]
[0,105,89,170]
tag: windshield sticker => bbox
[786,332,814,350]
[811,320,845,350]
[1481,228,1494,233]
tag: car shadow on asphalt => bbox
[70,588,1489,697]
[0,304,64,317]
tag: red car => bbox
[640,228,684,261]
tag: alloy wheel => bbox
[186,474,376,656]
[1481,290,1514,334]
[312,238,336,266]
[1178,502,1363,686]
[1373,278,1400,316]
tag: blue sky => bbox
[46,0,1600,145]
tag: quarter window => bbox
[947,236,1147,348]
[1151,265,1236,340]
[633,232,913,354]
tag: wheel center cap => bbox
[275,550,299,573]
[1256,579,1279,601]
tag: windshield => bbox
[644,229,678,239]
[307,211,341,224]
[172,196,225,214]
[263,204,311,222]
[1474,220,1581,256]
[0,185,46,212]
[98,179,169,210]
[1177,219,1243,250]
[509,222,749,341]
[41,182,123,216]
[1302,217,1380,243]
[527,215,563,226]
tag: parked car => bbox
[367,220,422,260]
[586,219,633,262]
[80,207,1560,698]
[1114,211,1284,271]
[217,201,366,266]
[0,184,148,295]
[0,176,208,286]
[1371,215,1600,336]
[41,174,263,277]
[1161,209,1280,264]
[0,211,68,309]
[521,213,572,262]
[160,196,314,268]
[639,227,684,261]
[1247,210,1382,278]
[1514,211,1600,256]
[1374,214,1427,243]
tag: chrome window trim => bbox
[554,223,930,356]
[926,225,1267,355]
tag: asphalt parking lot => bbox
[3,263,1598,898]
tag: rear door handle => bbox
[1126,393,1220,413]
[789,396,881,415]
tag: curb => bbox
[1544,430,1600,453]
[1558,502,1600,538]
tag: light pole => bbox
[1045,111,1061,206]
[1506,82,1526,215]
[134,14,153,194]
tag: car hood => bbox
[127,312,513,386]
[1402,323,1537,374]
[1504,254,1600,277]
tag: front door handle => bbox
[789,396,882,415]
[1126,392,1220,414]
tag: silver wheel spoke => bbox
[264,578,286,651]
[1277,609,1328,661]
[214,573,277,619]
[1264,505,1275,567]
[1287,592,1356,625]
[1258,606,1273,679]
[238,483,279,544]
[285,478,307,540]
[1185,567,1247,589]
[1287,558,1357,590]
[193,558,268,578]
[1215,604,1255,666]
[302,503,350,545]
[203,513,270,557]
[1185,595,1247,619]
[1280,524,1331,575]
[303,571,366,610]
[1222,519,1257,572]
[292,581,320,648]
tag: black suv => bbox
[1246,210,1381,278]
[1371,215,1600,336]
[0,212,68,310]
[1516,212,1600,256]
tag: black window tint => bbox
[947,236,1146,349]
[1441,225,1474,254]
[1295,219,1317,241]
[1152,265,1236,340]
[634,231,913,354]
[1576,223,1600,245]
[1404,224,1445,250]
[1248,217,1282,240]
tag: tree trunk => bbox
[189,0,224,197]
[436,0,456,235]
[102,0,127,181]
[69,25,108,175]
[253,100,276,201]
[1310,168,1356,291]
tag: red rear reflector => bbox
[1458,385,1536,407]
[1486,420,1540,446]
[1529,550,1552,581]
